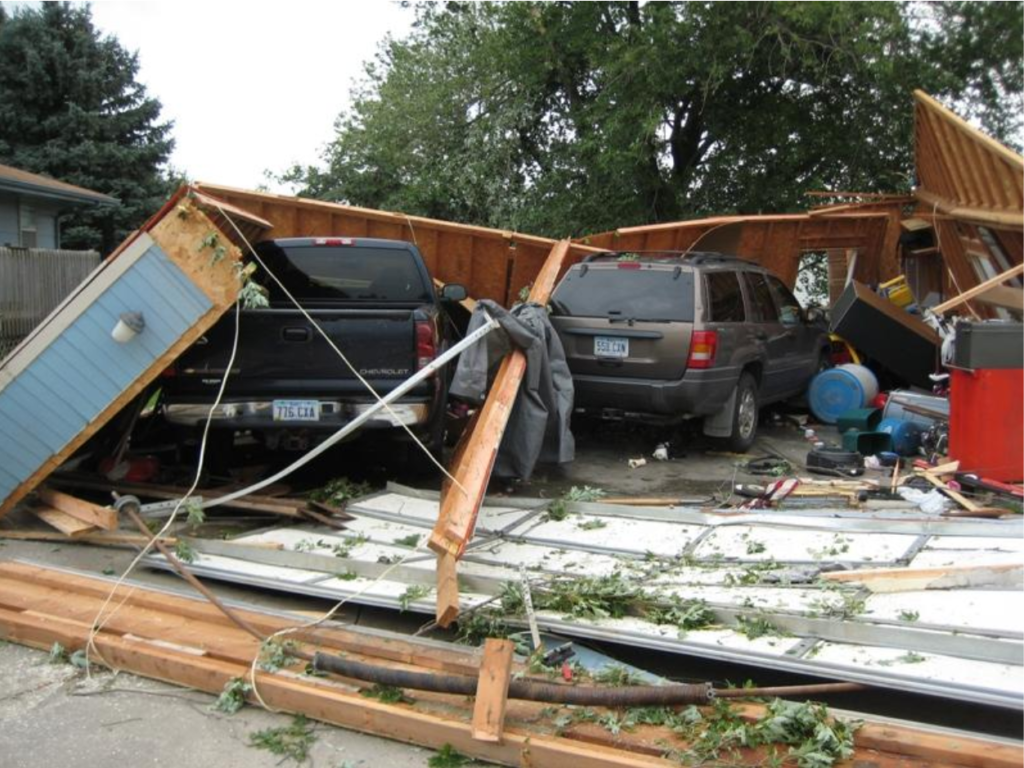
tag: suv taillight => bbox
[688,330,718,369]
[415,320,436,371]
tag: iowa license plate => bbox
[272,399,320,422]
[594,336,629,358]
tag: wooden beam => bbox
[435,553,460,628]
[430,240,571,559]
[973,284,1024,311]
[472,639,515,743]
[0,529,178,547]
[0,562,1019,768]
[914,188,1024,230]
[821,563,1023,593]
[37,488,118,531]
[429,240,571,625]
[914,470,980,511]
[0,607,670,768]
[929,262,1024,315]
[30,507,97,537]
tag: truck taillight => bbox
[687,330,718,369]
[415,320,436,370]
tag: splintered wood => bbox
[430,240,571,626]
[0,563,1016,768]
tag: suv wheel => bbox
[726,372,759,453]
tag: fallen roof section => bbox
[195,182,602,306]
[577,210,904,289]
[0,187,244,517]
[146,485,1024,711]
[1,560,1019,767]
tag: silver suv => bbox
[549,252,829,451]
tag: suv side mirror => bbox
[440,283,467,302]
[805,306,825,324]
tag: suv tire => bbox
[726,372,759,453]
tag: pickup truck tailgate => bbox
[166,308,421,398]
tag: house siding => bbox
[0,241,213,502]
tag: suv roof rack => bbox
[580,250,749,265]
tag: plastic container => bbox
[950,368,1023,481]
[841,430,893,455]
[882,390,950,429]
[836,408,882,433]
[808,364,880,424]
[877,417,923,456]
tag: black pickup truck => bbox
[160,236,465,461]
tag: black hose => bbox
[314,653,713,706]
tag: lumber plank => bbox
[929,261,1024,315]
[435,552,460,628]
[915,470,980,511]
[0,562,485,676]
[0,607,671,768]
[37,487,118,530]
[0,564,1016,768]
[472,639,515,743]
[974,284,1024,312]
[429,240,571,625]
[30,506,97,537]
[430,240,571,558]
[821,563,1023,593]
[0,529,177,547]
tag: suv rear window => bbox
[255,243,431,305]
[705,271,745,322]
[551,266,695,322]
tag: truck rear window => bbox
[550,266,694,322]
[255,244,431,305]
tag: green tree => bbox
[288,1,1023,238]
[0,3,174,252]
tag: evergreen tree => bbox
[0,3,174,252]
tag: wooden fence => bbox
[0,247,100,359]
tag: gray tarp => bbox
[449,299,574,480]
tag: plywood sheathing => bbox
[913,91,1024,227]
[195,183,601,307]
[912,91,1023,316]
[577,212,904,288]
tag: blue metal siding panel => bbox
[0,244,214,503]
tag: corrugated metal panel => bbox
[0,243,212,503]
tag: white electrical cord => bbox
[85,299,244,672]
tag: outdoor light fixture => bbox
[111,311,145,343]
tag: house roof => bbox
[0,163,119,207]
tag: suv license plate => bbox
[594,336,629,358]
[273,400,320,422]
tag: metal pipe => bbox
[201,313,499,510]
[314,652,713,706]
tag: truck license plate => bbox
[594,336,629,358]
[273,400,320,422]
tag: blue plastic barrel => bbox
[809,364,880,424]
[877,417,923,456]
